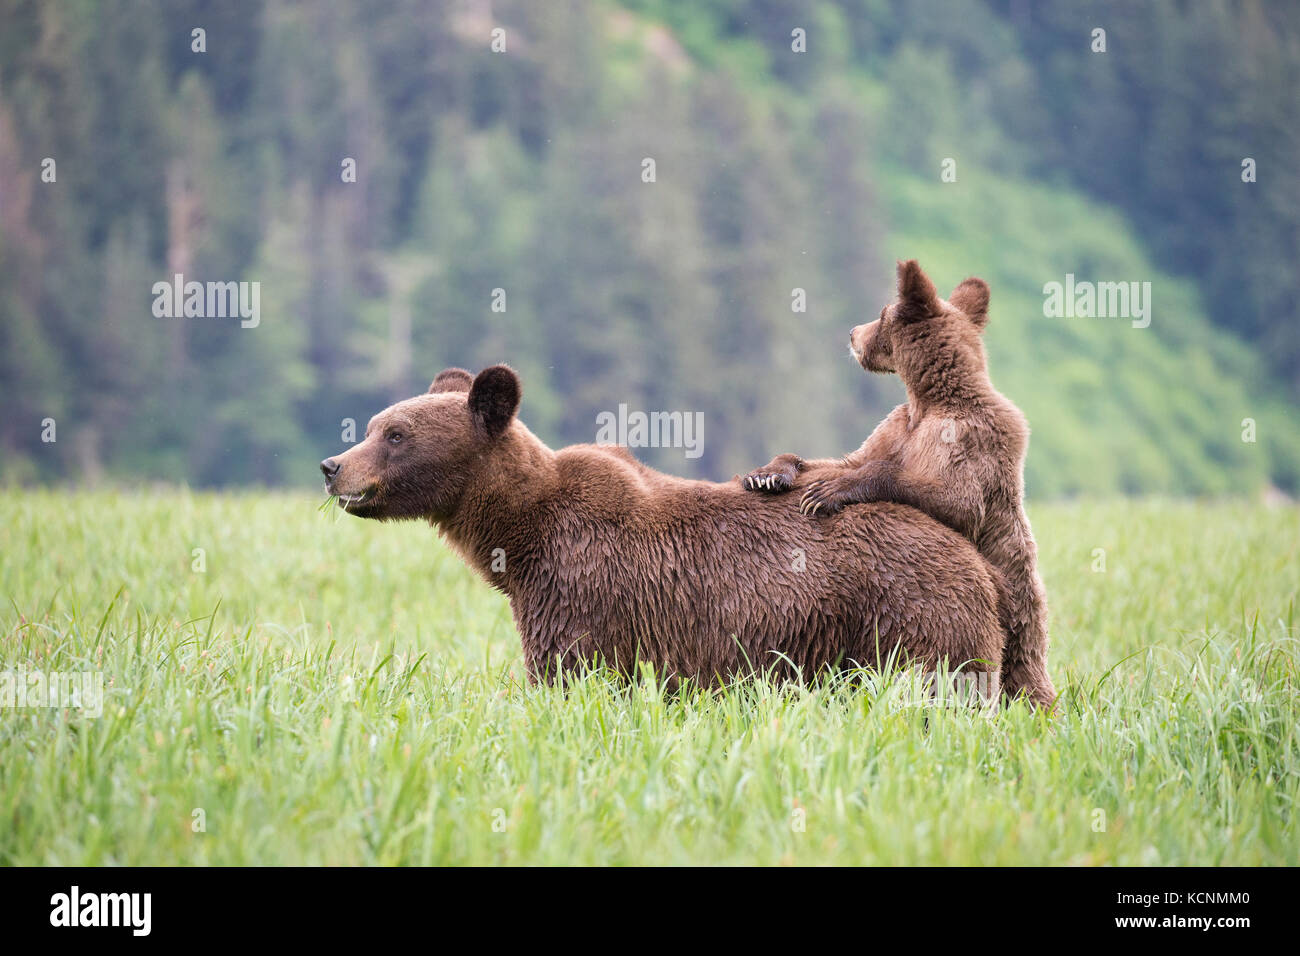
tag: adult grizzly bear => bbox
[744,261,1056,708]
[321,365,1004,689]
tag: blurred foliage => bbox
[0,0,1296,495]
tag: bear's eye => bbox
[387,431,403,445]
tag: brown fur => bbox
[744,260,1057,708]
[321,365,1005,689]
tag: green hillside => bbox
[0,0,1296,496]
[595,2,1300,497]
[880,168,1300,497]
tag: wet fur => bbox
[322,366,1005,688]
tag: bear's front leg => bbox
[742,453,804,493]
[800,461,895,516]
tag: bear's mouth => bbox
[339,489,370,508]
[326,483,380,512]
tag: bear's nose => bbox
[320,458,341,480]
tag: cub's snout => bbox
[850,313,893,373]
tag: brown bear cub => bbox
[744,260,1057,709]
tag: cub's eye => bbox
[387,432,403,445]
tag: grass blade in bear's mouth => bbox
[338,490,371,509]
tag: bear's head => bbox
[319,365,521,521]
[850,260,990,390]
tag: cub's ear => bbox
[895,259,941,322]
[949,277,990,329]
[429,368,474,394]
[468,365,521,438]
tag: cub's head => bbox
[319,365,521,521]
[850,260,991,385]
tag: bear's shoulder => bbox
[554,443,670,504]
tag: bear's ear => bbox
[895,259,941,322]
[949,277,990,330]
[429,368,473,394]
[468,365,521,438]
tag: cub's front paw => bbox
[743,469,795,493]
[799,478,858,517]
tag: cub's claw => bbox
[800,480,845,518]
[743,470,792,493]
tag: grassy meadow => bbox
[1,489,1297,865]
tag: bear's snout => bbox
[849,323,871,361]
[320,457,342,481]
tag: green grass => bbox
[2,490,1297,865]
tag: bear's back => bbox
[514,447,1002,681]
